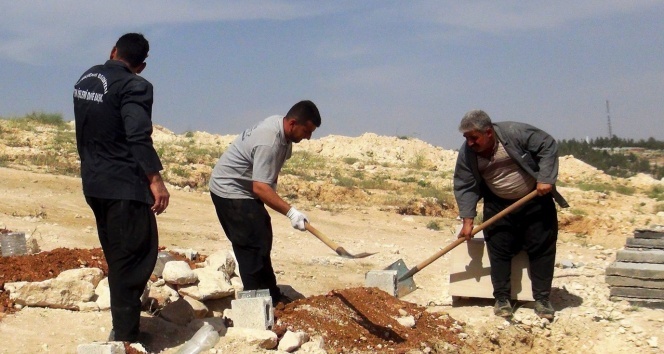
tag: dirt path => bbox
[0,167,662,353]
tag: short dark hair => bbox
[285,100,321,127]
[115,33,149,68]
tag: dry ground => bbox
[0,166,662,353]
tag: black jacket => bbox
[73,60,163,204]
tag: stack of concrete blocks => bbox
[605,227,664,309]
[231,289,275,330]
[449,229,534,301]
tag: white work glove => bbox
[286,207,308,231]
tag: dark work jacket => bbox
[73,60,163,204]
[453,121,569,219]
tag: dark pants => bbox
[86,197,158,342]
[210,193,280,301]
[483,192,557,301]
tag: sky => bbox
[1,1,663,149]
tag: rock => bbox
[162,261,197,285]
[396,315,416,328]
[278,330,310,352]
[159,297,195,325]
[225,327,278,349]
[205,250,237,278]
[178,267,234,301]
[94,278,110,310]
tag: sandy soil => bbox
[0,166,662,353]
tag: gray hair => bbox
[459,109,492,133]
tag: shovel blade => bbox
[385,259,417,297]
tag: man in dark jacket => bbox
[73,33,170,343]
[454,109,568,320]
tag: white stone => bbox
[94,278,111,310]
[178,267,234,301]
[162,261,197,285]
[277,330,310,352]
[76,342,125,354]
[57,268,104,287]
[225,327,278,349]
[205,250,237,278]
[396,315,416,328]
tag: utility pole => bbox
[606,100,613,138]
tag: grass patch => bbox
[569,208,587,216]
[342,157,359,165]
[648,186,664,201]
[426,220,441,231]
[282,151,327,177]
[576,181,635,196]
[655,203,664,213]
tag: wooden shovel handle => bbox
[400,190,539,280]
[305,222,341,252]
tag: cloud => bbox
[389,0,664,33]
[0,1,353,64]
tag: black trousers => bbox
[210,193,280,301]
[86,197,158,342]
[483,192,557,301]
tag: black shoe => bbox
[534,299,555,320]
[273,292,295,307]
[494,298,513,318]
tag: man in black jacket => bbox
[73,33,169,343]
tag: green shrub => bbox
[25,111,66,127]
[426,220,441,231]
[342,157,359,165]
[648,186,664,201]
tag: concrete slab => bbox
[231,296,274,330]
[625,237,664,250]
[605,262,664,280]
[609,286,664,300]
[364,270,397,296]
[616,249,664,264]
[634,228,664,239]
[449,231,534,301]
[77,342,125,354]
[605,275,664,289]
[609,296,664,309]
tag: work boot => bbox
[534,299,555,320]
[493,298,513,318]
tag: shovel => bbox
[305,222,377,259]
[386,190,538,297]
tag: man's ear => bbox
[135,62,147,74]
[109,47,117,60]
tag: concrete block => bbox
[364,270,397,296]
[231,296,274,330]
[626,237,664,250]
[449,231,533,301]
[605,262,664,280]
[605,275,664,289]
[616,249,664,264]
[609,286,664,300]
[77,342,125,354]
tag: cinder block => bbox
[605,275,664,289]
[449,230,534,301]
[634,228,664,239]
[231,296,274,330]
[365,270,397,296]
[610,286,664,300]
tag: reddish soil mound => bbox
[0,247,108,314]
[274,287,464,353]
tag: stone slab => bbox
[77,342,125,354]
[615,249,664,264]
[609,296,664,310]
[605,275,664,289]
[609,286,664,300]
[634,228,664,239]
[449,231,534,301]
[605,262,664,280]
[365,270,397,296]
[231,296,274,330]
[625,237,664,250]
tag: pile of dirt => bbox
[274,287,464,353]
[0,247,107,314]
